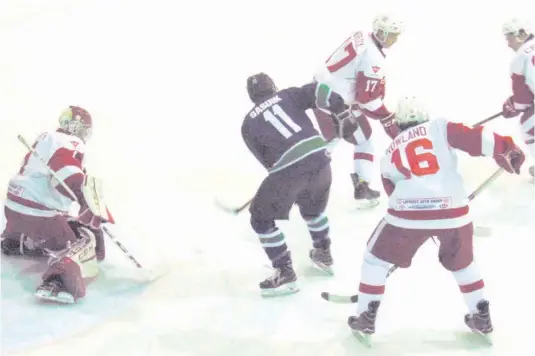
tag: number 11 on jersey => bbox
[263,104,302,139]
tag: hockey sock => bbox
[304,212,330,247]
[251,218,289,266]
[451,261,486,313]
[356,252,391,315]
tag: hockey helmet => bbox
[502,18,533,37]
[58,106,93,142]
[246,73,277,103]
[373,14,404,36]
[394,96,429,127]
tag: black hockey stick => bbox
[321,168,504,304]
[473,112,502,127]
[214,198,252,215]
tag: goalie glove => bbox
[78,175,115,229]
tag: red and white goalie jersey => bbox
[314,31,390,120]
[6,130,85,218]
[380,119,521,230]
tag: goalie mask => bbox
[58,106,93,142]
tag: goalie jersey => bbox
[6,130,86,217]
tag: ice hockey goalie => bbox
[1,106,113,304]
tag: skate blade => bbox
[311,261,334,276]
[355,199,379,210]
[351,330,372,348]
[261,282,299,298]
[35,290,75,304]
[471,329,493,345]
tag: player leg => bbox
[249,168,308,297]
[348,220,429,346]
[2,207,98,304]
[436,223,492,340]
[350,116,380,208]
[519,107,534,177]
[295,161,333,274]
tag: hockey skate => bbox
[35,275,75,304]
[350,173,380,209]
[464,300,493,344]
[260,257,299,297]
[1,234,47,257]
[348,300,380,347]
[309,246,334,275]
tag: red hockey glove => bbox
[494,138,525,174]
[502,97,520,119]
[380,113,399,139]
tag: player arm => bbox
[241,122,265,165]
[381,175,395,197]
[48,148,86,202]
[446,122,515,157]
[510,55,534,109]
[290,83,347,114]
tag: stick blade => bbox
[320,291,358,304]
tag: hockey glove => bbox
[380,113,399,139]
[494,139,525,174]
[336,106,361,143]
[502,97,520,118]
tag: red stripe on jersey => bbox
[387,206,469,220]
[446,122,484,156]
[48,147,83,172]
[511,73,534,105]
[7,193,53,211]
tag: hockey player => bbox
[242,73,347,296]
[313,14,404,208]
[1,106,113,304]
[347,97,525,345]
[501,18,535,177]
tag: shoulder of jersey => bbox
[52,130,86,152]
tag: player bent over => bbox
[242,73,347,296]
[1,106,113,304]
[501,18,534,178]
[348,97,525,345]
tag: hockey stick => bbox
[214,197,252,215]
[320,168,504,304]
[17,135,144,269]
[473,112,502,127]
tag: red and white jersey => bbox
[510,37,535,111]
[313,31,390,119]
[5,130,85,218]
[380,119,511,229]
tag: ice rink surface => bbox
[1,0,534,355]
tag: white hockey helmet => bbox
[373,14,404,36]
[395,96,429,127]
[502,18,533,36]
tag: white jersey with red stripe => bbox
[5,130,85,217]
[313,31,390,119]
[510,37,535,111]
[380,118,506,229]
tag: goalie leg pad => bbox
[82,175,111,221]
[41,227,99,301]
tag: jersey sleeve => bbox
[446,121,515,157]
[355,61,390,119]
[510,53,535,109]
[241,120,265,166]
[48,141,85,201]
[286,83,347,114]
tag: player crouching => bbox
[347,97,525,346]
[1,106,112,304]
[242,74,348,297]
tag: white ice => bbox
[1,0,534,355]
